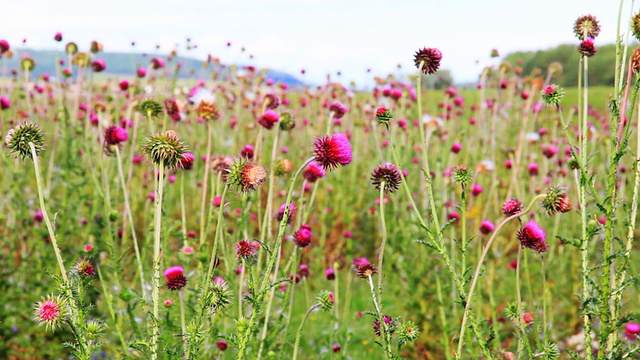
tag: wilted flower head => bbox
[316,290,334,311]
[313,133,352,171]
[355,263,377,279]
[370,162,402,193]
[264,93,280,109]
[541,85,564,106]
[574,15,601,40]
[236,239,259,260]
[5,121,45,160]
[542,187,572,215]
[33,295,65,331]
[293,224,312,248]
[303,161,326,183]
[517,220,548,253]
[577,38,597,57]
[164,265,187,290]
[195,101,220,121]
[502,198,523,217]
[164,99,182,121]
[142,130,188,169]
[414,47,442,74]
[226,158,267,192]
[373,315,396,337]
[329,102,349,119]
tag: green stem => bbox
[115,146,146,297]
[292,304,321,360]
[150,161,165,360]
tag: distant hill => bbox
[0,48,305,87]
[504,43,621,87]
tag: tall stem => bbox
[115,146,146,297]
[29,142,68,283]
[291,304,320,360]
[150,162,165,360]
[198,124,213,248]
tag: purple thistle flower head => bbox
[313,133,352,171]
[517,220,548,253]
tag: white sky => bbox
[1,0,631,86]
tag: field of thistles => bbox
[2,10,640,360]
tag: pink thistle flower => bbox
[517,220,548,253]
[33,210,44,223]
[0,96,10,110]
[298,264,310,277]
[451,142,462,153]
[240,144,255,159]
[164,265,187,290]
[136,67,147,78]
[522,312,534,325]
[277,202,296,222]
[217,340,229,351]
[164,299,172,307]
[150,57,165,70]
[313,133,352,171]
[180,152,195,170]
[543,145,558,159]
[329,102,349,119]
[236,239,259,259]
[293,224,312,248]
[258,109,279,130]
[479,220,495,235]
[104,126,129,146]
[626,322,640,340]
[528,162,539,176]
[502,199,523,217]
[325,267,336,280]
[0,39,10,54]
[91,59,106,72]
[84,244,94,252]
[33,295,65,331]
[303,161,326,182]
[54,32,63,42]
[471,184,483,196]
[119,79,129,91]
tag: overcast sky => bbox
[1,0,630,86]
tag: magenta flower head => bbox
[54,32,63,42]
[180,152,195,170]
[277,202,296,222]
[0,39,9,54]
[414,47,442,74]
[517,220,548,253]
[371,162,402,193]
[329,101,349,119]
[236,239,259,260]
[91,59,106,72]
[258,109,279,130]
[375,107,393,126]
[325,267,336,280]
[373,315,396,337]
[313,133,352,171]
[502,198,523,217]
[104,126,129,146]
[479,220,495,235]
[451,142,462,154]
[240,144,255,159]
[150,57,165,70]
[264,93,280,109]
[293,224,312,248]
[626,322,640,340]
[528,162,539,176]
[578,38,597,57]
[303,161,326,183]
[137,67,147,78]
[0,96,10,110]
[164,265,187,290]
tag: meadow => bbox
[1,14,640,360]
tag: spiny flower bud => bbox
[397,321,420,344]
[210,278,232,310]
[274,158,294,176]
[542,187,572,215]
[574,15,601,40]
[370,162,402,193]
[375,107,393,126]
[414,47,442,75]
[138,99,164,119]
[142,130,189,169]
[279,112,296,131]
[293,224,312,248]
[226,158,267,193]
[633,13,640,41]
[517,220,548,253]
[5,121,46,160]
[75,258,95,277]
[452,166,472,185]
[316,290,334,311]
[541,84,564,106]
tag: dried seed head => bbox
[573,15,601,40]
[226,158,267,193]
